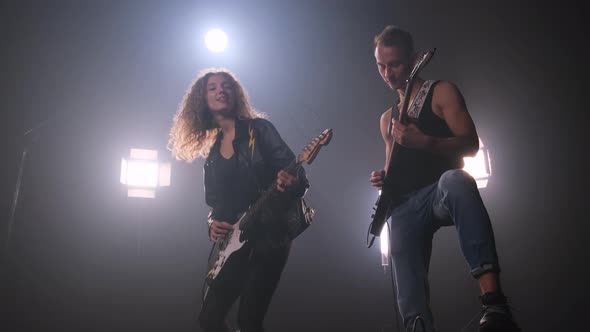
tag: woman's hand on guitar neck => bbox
[370,169,386,189]
[276,170,297,192]
[209,220,233,241]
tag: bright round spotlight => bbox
[205,29,228,53]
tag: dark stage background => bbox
[0,0,586,331]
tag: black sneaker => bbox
[479,292,521,332]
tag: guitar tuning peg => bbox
[371,214,375,218]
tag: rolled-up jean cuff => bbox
[471,264,500,278]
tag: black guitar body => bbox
[370,143,419,236]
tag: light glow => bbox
[120,148,171,198]
[125,160,159,188]
[463,139,492,188]
[380,224,389,267]
[205,29,228,53]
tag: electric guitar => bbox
[206,128,333,284]
[368,49,436,247]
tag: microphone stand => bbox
[5,121,45,253]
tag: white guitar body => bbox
[206,215,246,283]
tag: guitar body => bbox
[371,187,393,234]
[206,214,247,284]
[370,143,414,236]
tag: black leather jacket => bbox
[204,118,309,222]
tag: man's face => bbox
[375,44,412,90]
[206,74,236,115]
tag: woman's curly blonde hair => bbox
[168,68,264,161]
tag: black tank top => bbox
[390,80,464,198]
[214,153,252,223]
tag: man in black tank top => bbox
[369,26,521,332]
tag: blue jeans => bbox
[389,169,500,332]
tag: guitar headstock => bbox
[408,48,436,82]
[398,48,437,124]
[297,129,333,165]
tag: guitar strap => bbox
[388,80,436,136]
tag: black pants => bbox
[199,240,291,332]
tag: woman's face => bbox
[205,74,236,116]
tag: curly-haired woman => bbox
[169,68,308,332]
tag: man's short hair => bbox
[374,25,414,56]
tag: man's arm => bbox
[369,108,393,189]
[379,107,393,170]
[428,81,479,157]
[392,81,479,158]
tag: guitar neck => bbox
[397,79,415,125]
[385,78,416,174]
